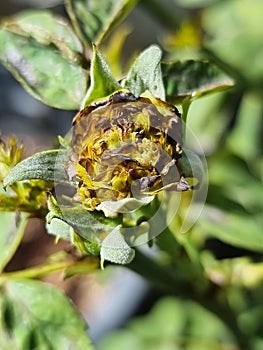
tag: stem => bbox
[0,196,48,218]
[0,261,75,286]
[181,96,192,143]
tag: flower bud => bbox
[67,91,190,210]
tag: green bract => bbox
[67,90,191,211]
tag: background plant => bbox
[0,1,262,349]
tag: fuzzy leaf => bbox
[82,45,121,107]
[3,150,70,188]
[46,217,74,242]
[65,0,138,46]
[46,215,101,256]
[100,225,135,264]
[124,45,165,99]
[54,205,120,243]
[0,279,94,349]
[162,60,234,104]
[0,10,88,110]
[0,212,28,272]
[47,196,121,245]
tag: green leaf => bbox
[208,154,263,214]
[3,150,70,188]
[176,0,218,7]
[203,0,263,82]
[65,0,138,46]
[227,93,262,161]
[47,200,135,262]
[124,45,165,99]
[200,210,263,252]
[8,10,83,56]
[0,279,94,349]
[0,212,28,272]
[162,60,234,104]
[0,10,88,110]
[47,195,121,246]
[52,204,121,244]
[46,217,74,242]
[100,225,135,264]
[82,45,121,107]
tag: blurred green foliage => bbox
[98,297,234,350]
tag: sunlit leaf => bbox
[65,0,138,46]
[206,185,248,215]
[203,0,263,82]
[100,225,135,265]
[3,150,70,188]
[50,204,121,244]
[0,10,88,110]
[46,195,121,246]
[124,45,165,100]
[200,208,263,252]
[0,212,28,272]
[82,45,121,107]
[208,154,263,213]
[0,279,94,349]
[162,60,234,104]
[46,217,74,241]
[47,199,133,263]
[227,93,262,161]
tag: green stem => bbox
[181,96,192,142]
[0,196,48,217]
[0,261,73,286]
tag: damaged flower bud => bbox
[67,90,191,210]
